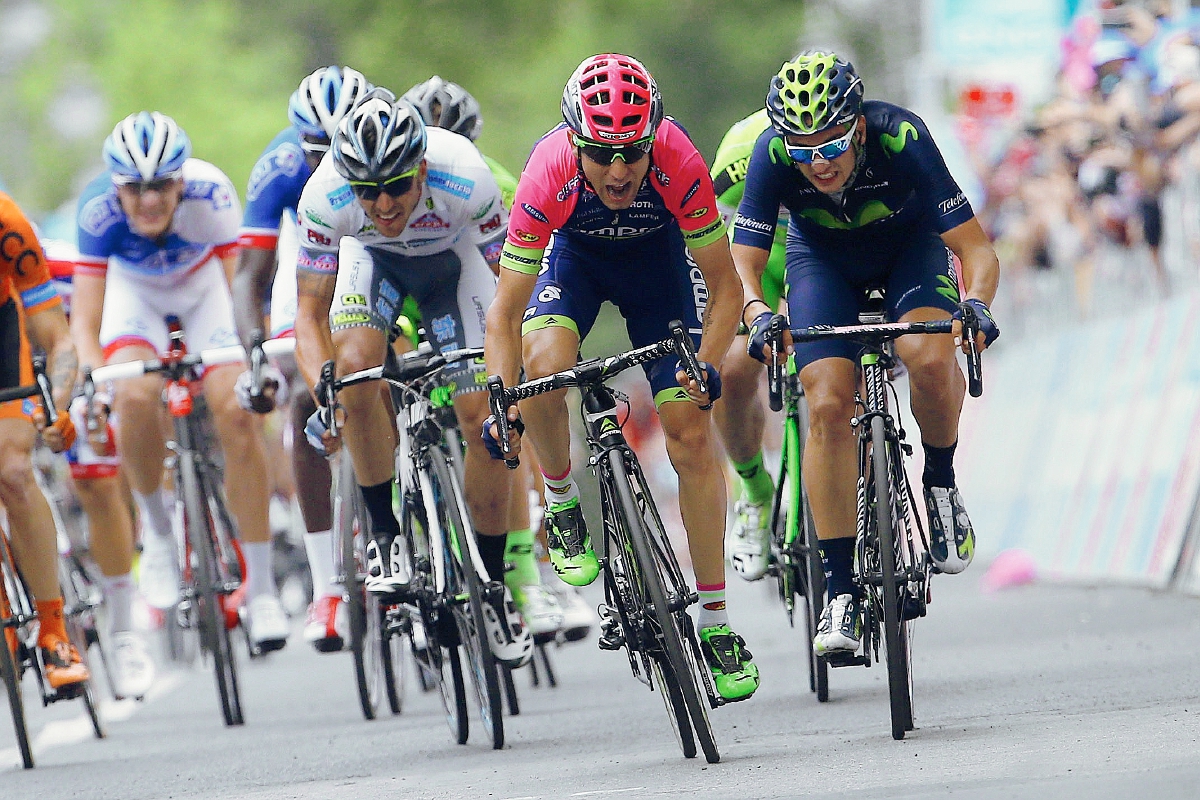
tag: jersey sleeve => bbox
[732,128,787,251]
[499,132,576,275]
[239,133,307,251]
[459,160,509,262]
[651,121,725,250]
[294,162,347,278]
[884,111,974,233]
[0,195,60,315]
[74,176,122,278]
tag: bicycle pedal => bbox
[823,651,868,668]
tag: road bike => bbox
[765,290,983,739]
[488,320,723,763]
[88,325,294,726]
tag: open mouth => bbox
[604,181,635,204]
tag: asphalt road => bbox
[3,569,1199,800]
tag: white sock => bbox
[243,541,276,600]
[303,531,340,600]
[101,572,135,634]
[542,466,580,508]
[134,488,173,541]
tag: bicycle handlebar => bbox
[0,356,57,419]
[487,320,701,469]
[87,337,296,384]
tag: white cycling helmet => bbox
[330,87,427,182]
[288,66,372,140]
[103,111,191,182]
[401,76,483,141]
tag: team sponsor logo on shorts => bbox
[537,285,561,302]
[430,314,457,343]
[327,184,354,210]
[375,297,395,320]
[478,214,502,234]
[427,170,474,199]
[411,212,450,230]
[306,228,332,246]
[471,198,496,220]
[515,229,540,243]
[688,266,709,320]
[378,282,400,302]
[521,204,549,223]
[523,306,537,320]
[684,206,709,219]
[341,293,367,306]
[331,311,372,326]
[681,178,703,206]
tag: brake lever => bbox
[669,319,707,397]
[486,375,519,470]
[766,315,786,413]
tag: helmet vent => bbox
[621,114,642,126]
[593,114,613,127]
[621,90,647,106]
[586,89,611,106]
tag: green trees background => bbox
[9,0,809,218]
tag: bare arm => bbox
[293,269,337,393]
[731,242,772,327]
[941,216,1000,306]
[26,304,77,412]
[231,246,278,349]
[70,271,107,371]
[484,267,537,390]
[688,237,741,370]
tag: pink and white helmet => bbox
[561,54,663,144]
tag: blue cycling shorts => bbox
[784,227,961,370]
[521,227,706,404]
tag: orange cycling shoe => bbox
[40,636,90,690]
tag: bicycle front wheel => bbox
[611,449,719,764]
[180,452,243,726]
[870,415,914,740]
[333,453,383,720]
[0,538,32,767]
[430,452,504,750]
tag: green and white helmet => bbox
[766,51,864,136]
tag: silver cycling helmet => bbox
[288,66,372,140]
[401,75,483,141]
[330,87,427,181]
[103,111,191,182]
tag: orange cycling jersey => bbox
[0,192,62,419]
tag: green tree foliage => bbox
[15,0,805,217]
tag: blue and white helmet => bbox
[103,111,191,182]
[288,66,371,139]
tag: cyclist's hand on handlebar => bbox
[482,406,524,461]
[234,365,287,414]
[674,360,722,410]
[68,394,116,455]
[747,311,791,365]
[304,407,343,456]
[952,298,1000,353]
[33,406,76,453]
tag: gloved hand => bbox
[674,359,722,410]
[481,413,524,460]
[747,311,786,364]
[234,365,287,414]
[35,407,76,453]
[953,298,1000,347]
[304,407,338,455]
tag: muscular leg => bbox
[799,357,859,546]
[0,419,61,603]
[713,335,767,467]
[895,307,963,451]
[518,326,580,480]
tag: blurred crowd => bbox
[971,0,1200,338]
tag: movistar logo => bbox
[769,137,791,165]
[880,122,919,155]
[935,274,960,302]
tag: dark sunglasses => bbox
[572,135,653,166]
[299,134,331,156]
[347,166,419,201]
[113,172,181,195]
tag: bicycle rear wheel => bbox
[430,453,504,749]
[333,453,383,720]
[180,452,243,726]
[60,575,104,738]
[870,415,914,740]
[380,607,406,715]
[612,449,719,763]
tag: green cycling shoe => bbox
[545,498,600,587]
[699,624,760,702]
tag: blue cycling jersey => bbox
[733,101,974,256]
[238,128,311,249]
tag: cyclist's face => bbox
[787,117,863,195]
[116,178,184,239]
[578,146,651,210]
[356,162,426,238]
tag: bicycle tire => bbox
[430,452,504,749]
[180,451,243,726]
[501,665,520,716]
[381,608,406,715]
[611,449,719,763]
[870,415,914,740]
[0,537,32,768]
[441,642,469,744]
[334,453,382,720]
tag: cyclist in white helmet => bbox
[231,66,372,653]
[293,88,533,668]
[73,111,290,654]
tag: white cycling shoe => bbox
[510,583,564,638]
[246,594,289,653]
[727,499,771,581]
[138,533,180,610]
[109,631,156,700]
[482,585,532,668]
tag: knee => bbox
[804,385,856,438]
[662,412,714,470]
[720,350,762,404]
[113,378,161,420]
[522,337,575,381]
[0,447,36,507]
[903,344,957,395]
